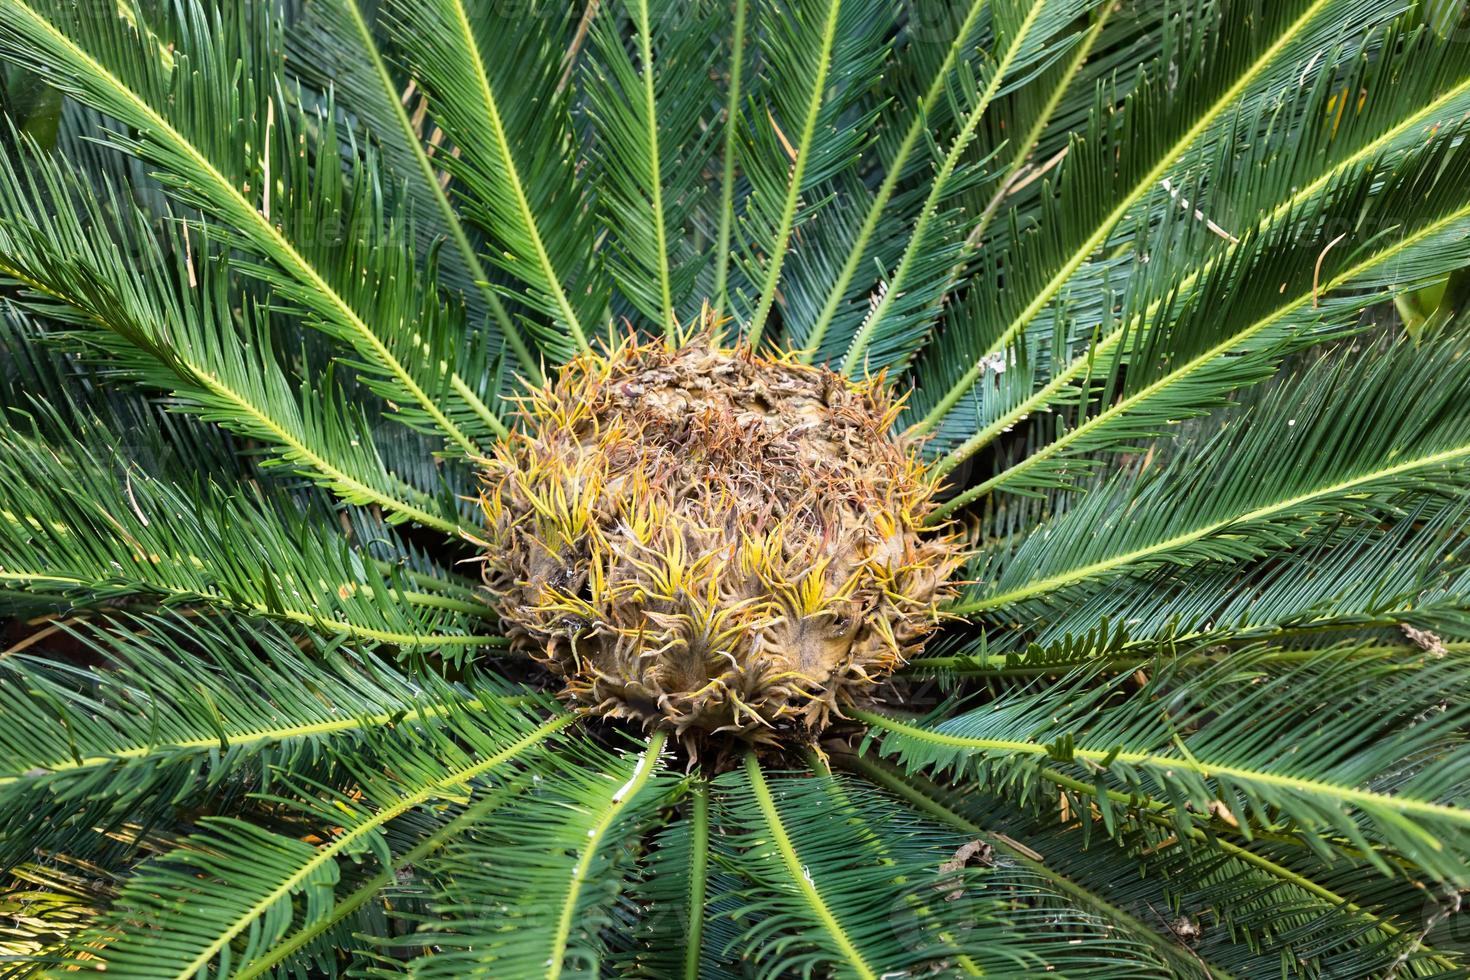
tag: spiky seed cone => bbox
[480,325,961,758]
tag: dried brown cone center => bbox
[480,328,961,757]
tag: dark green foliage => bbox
[1,0,1469,976]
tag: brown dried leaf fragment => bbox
[937,839,995,901]
[1403,623,1449,658]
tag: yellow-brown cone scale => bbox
[480,324,961,758]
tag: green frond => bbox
[0,0,509,450]
[710,0,749,320]
[409,731,674,978]
[716,758,1170,978]
[737,0,889,347]
[846,754,1459,978]
[1003,499,1470,652]
[957,332,1470,618]
[287,0,539,383]
[861,644,1470,885]
[0,409,499,648]
[957,2,1115,256]
[585,0,720,334]
[614,777,710,979]
[934,128,1470,512]
[227,775,533,980]
[908,0,1443,448]
[0,136,467,533]
[716,757,983,978]
[792,0,991,362]
[842,751,1209,978]
[89,702,571,979]
[909,632,1470,684]
[922,16,1470,468]
[837,0,1098,377]
[384,0,606,357]
[0,612,531,870]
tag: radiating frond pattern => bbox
[1,0,1469,975]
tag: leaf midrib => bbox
[957,439,1470,613]
[336,0,541,386]
[799,0,990,362]
[911,0,1335,436]
[0,693,532,789]
[546,730,666,980]
[855,709,1470,828]
[444,0,589,351]
[929,65,1470,475]
[744,753,879,980]
[903,641,1470,678]
[935,195,1470,517]
[840,0,1047,375]
[711,0,749,318]
[745,0,843,349]
[630,0,676,339]
[0,259,461,533]
[0,561,503,648]
[8,0,503,453]
[157,711,573,980]
[682,780,711,980]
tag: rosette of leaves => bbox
[2,0,1470,977]
[480,330,963,755]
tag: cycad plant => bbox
[4,0,1470,975]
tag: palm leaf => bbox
[409,731,673,978]
[716,758,1169,978]
[959,332,1470,618]
[737,0,889,346]
[837,0,1097,377]
[792,0,991,361]
[709,0,750,319]
[848,754,1459,978]
[0,0,508,449]
[0,137,466,532]
[384,0,606,357]
[909,0,1435,446]
[0,408,498,648]
[613,778,711,978]
[585,0,720,334]
[287,0,540,382]
[1007,500,1470,652]
[934,127,1470,512]
[89,703,572,979]
[0,612,531,870]
[921,10,1470,465]
[862,645,1470,885]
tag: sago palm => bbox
[3,0,1470,975]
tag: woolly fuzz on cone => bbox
[479,324,961,757]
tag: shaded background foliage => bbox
[1,0,1470,977]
